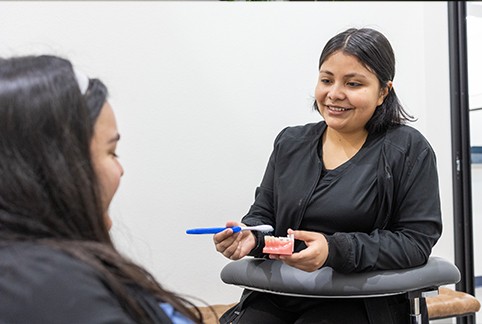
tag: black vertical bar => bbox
[448,2,475,323]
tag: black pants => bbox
[221,290,424,324]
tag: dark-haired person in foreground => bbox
[0,55,203,324]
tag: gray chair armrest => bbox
[220,256,460,298]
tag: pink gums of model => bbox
[263,234,294,255]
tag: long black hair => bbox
[313,28,415,133]
[0,55,203,323]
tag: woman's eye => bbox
[347,82,361,87]
[320,78,331,84]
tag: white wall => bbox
[0,1,453,306]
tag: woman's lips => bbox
[326,105,353,113]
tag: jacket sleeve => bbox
[324,141,443,273]
[241,128,288,256]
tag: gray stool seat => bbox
[221,256,460,298]
[220,256,461,324]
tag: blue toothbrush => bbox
[186,225,273,235]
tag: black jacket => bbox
[223,122,442,324]
[243,121,442,273]
[0,242,173,324]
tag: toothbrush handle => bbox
[186,226,242,234]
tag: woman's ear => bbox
[377,81,393,106]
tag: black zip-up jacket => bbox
[243,121,442,273]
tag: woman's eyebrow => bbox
[319,70,368,79]
[319,69,333,75]
[344,73,368,79]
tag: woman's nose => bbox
[327,84,345,101]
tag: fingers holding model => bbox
[271,229,329,272]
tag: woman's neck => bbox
[324,127,368,148]
[321,127,369,170]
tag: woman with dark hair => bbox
[213,28,442,323]
[0,55,203,323]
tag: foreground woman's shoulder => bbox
[0,242,135,323]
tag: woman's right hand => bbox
[213,221,256,260]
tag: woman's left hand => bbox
[270,229,329,272]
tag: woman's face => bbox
[315,51,390,135]
[90,101,124,230]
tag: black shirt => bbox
[301,131,381,234]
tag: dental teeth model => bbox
[262,234,294,255]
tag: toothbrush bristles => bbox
[241,225,274,232]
